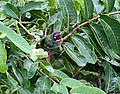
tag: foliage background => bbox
[0,0,120,94]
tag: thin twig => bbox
[44,27,48,37]
[37,69,58,83]
[18,22,35,39]
[72,67,84,78]
[63,11,120,40]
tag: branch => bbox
[18,22,35,39]
[72,67,84,78]
[63,11,120,40]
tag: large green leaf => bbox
[105,0,115,12]
[4,3,20,19]
[84,0,94,19]
[51,83,69,94]
[0,41,8,73]
[0,23,32,54]
[72,35,97,64]
[6,72,20,91]
[58,0,77,24]
[81,27,105,57]
[64,44,86,66]
[35,76,51,92]
[100,15,120,54]
[101,62,118,93]
[20,2,41,13]
[23,59,38,79]
[60,78,85,88]
[90,24,120,60]
[70,86,106,94]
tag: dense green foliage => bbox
[0,0,120,94]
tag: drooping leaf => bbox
[100,15,120,54]
[51,83,69,94]
[0,41,8,73]
[101,62,118,93]
[72,35,97,64]
[0,23,32,54]
[84,0,94,19]
[90,24,120,60]
[105,0,115,12]
[4,3,20,19]
[58,0,77,24]
[6,72,20,90]
[20,2,41,13]
[81,27,105,57]
[64,44,87,66]
[70,86,106,94]
[60,78,85,88]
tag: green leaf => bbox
[60,78,85,88]
[51,83,69,94]
[72,35,97,64]
[53,12,63,31]
[74,0,85,20]
[30,10,47,21]
[64,45,87,66]
[105,0,115,12]
[23,59,38,79]
[84,0,94,19]
[0,10,6,20]
[81,27,105,57]
[35,76,51,91]
[62,57,75,73]
[48,0,58,8]
[4,3,20,19]
[92,0,104,14]
[30,48,48,61]
[0,23,32,54]
[20,2,41,13]
[50,69,69,80]
[40,62,54,73]
[0,41,8,73]
[59,0,77,24]
[70,86,106,94]
[90,24,120,60]
[47,13,58,27]
[6,72,20,90]
[101,62,118,93]
[100,15,120,54]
